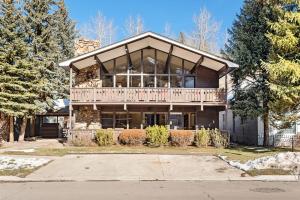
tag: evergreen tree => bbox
[54,0,76,60]
[224,0,273,146]
[263,1,300,128]
[0,0,39,141]
[23,0,69,111]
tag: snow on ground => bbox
[0,156,50,170]
[220,152,300,171]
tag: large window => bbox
[102,76,113,87]
[116,75,127,87]
[102,60,114,74]
[170,56,183,75]
[115,56,127,74]
[100,47,196,88]
[143,76,155,87]
[129,76,141,87]
[115,113,127,128]
[130,50,141,74]
[101,113,113,129]
[143,49,155,74]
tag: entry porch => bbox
[70,105,224,131]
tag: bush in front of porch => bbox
[169,130,194,147]
[118,129,146,145]
[145,125,169,147]
[95,129,114,146]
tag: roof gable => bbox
[59,32,238,73]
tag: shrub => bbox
[210,128,228,148]
[169,130,193,147]
[195,128,210,147]
[68,131,96,147]
[146,125,169,146]
[118,129,146,145]
[95,129,113,146]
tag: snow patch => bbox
[220,152,300,171]
[0,156,50,170]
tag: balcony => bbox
[70,88,226,105]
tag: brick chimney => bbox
[75,38,100,56]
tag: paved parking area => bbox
[27,154,243,181]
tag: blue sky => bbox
[65,0,244,46]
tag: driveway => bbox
[27,154,243,181]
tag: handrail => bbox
[70,87,226,104]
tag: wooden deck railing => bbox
[70,88,226,104]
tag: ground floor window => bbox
[99,111,195,129]
[101,113,113,129]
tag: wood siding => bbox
[196,66,219,88]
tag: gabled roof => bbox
[59,32,238,74]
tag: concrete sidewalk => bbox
[26,154,243,181]
[0,154,299,182]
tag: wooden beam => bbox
[218,65,229,77]
[164,44,173,74]
[70,63,79,74]
[191,56,204,74]
[125,44,133,69]
[94,55,109,74]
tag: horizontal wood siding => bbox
[196,66,219,88]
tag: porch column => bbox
[126,110,129,129]
[69,67,73,130]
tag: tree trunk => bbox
[19,117,27,141]
[263,107,269,147]
[9,116,14,142]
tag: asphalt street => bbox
[1,181,300,200]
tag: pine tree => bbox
[54,0,76,60]
[24,0,69,111]
[224,0,273,146]
[263,1,300,128]
[52,0,76,97]
[0,0,39,141]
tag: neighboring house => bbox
[58,32,238,133]
[219,76,300,146]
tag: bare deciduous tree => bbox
[189,7,221,54]
[163,22,174,39]
[124,15,144,37]
[80,11,116,47]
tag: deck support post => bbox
[124,104,127,111]
[69,67,73,131]
[126,110,129,129]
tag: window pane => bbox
[143,76,155,87]
[115,56,127,74]
[170,56,182,74]
[129,76,141,87]
[101,113,113,129]
[156,50,168,74]
[157,76,168,88]
[184,76,195,88]
[183,60,195,74]
[102,60,114,74]
[43,116,57,123]
[170,76,183,88]
[143,49,155,74]
[170,113,183,129]
[115,113,127,128]
[129,112,141,129]
[130,50,141,74]
[102,76,113,87]
[116,75,127,87]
